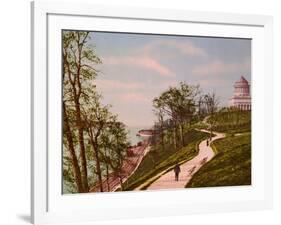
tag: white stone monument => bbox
[229,76,251,110]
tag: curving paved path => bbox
[143,129,225,190]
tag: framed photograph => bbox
[31,1,273,224]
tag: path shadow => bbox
[17,214,31,224]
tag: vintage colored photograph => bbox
[62,30,251,194]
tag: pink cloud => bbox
[118,93,151,103]
[141,40,208,57]
[200,78,228,87]
[103,56,174,77]
[191,60,250,76]
[94,79,145,91]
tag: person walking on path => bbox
[206,139,209,146]
[174,163,181,181]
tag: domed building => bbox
[229,76,251,110]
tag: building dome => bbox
[234,76,249,88]
[229,76,251,111]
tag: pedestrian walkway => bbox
[144,130,225,190]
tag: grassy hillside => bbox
[186,133,251,188]
[122,129,209,191]
[208,110,251,133]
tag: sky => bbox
[87,31,251,128]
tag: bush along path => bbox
[141,129,225,190]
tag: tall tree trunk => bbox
[157,114,165,151]
[179,123,184,147]
[106,163,110,191]
[119,174,123,191]
[104,148,110,191]
[74,33,90,192]
[210,123,213,140]
[161,129,165,151]
[88,128,103,192]
[173,121,177,150]
[93,142,103,192]
[63,102,84,193]
[173,128,177,150]
[169,131,173,145]
[74,98,89,192]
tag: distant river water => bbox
[127,126,151,146]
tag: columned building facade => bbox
[229,76,251,110]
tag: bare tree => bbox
[203,92,220,136]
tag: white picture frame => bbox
[31,1,273,224]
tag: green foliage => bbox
[62,155,78,194]
[153,82,199,122]
[191,121,209,130]
[186,133,251,188]
[104,121,131,172]
[152,82,200,150]
[62,31,130,193]
[207,109,251,133]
